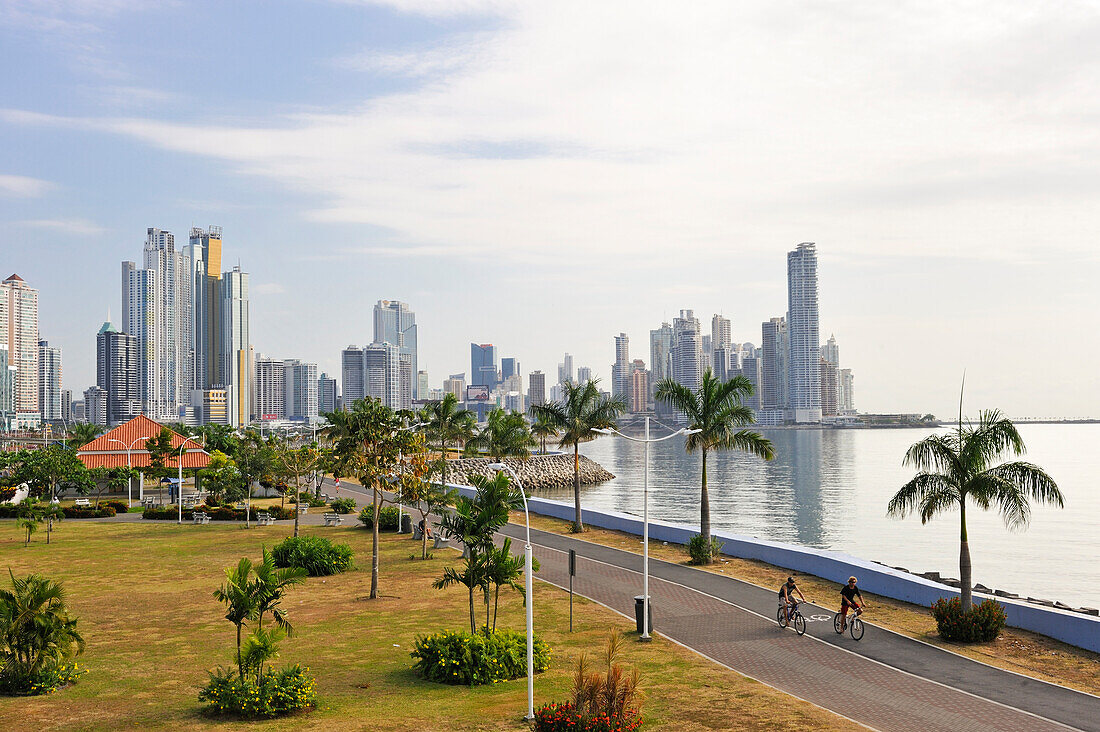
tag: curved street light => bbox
[594,418,700,640]
[486,461,534,721]
[108,435,145,508]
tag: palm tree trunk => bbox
[468,583,476,634]
[293,479,301,538]
[370,483,380,599]
[441,439,448,488]
[701,448,711,563]
[236,623,243,680]
[485,586,491,633]
[422,512,429,560]
[493,585,500,632]
[572,442,583,532]
[959,499,972,611]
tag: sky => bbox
[2,0,1099,419]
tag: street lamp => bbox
[486,461,535,720]
[108,436,145,508]
[176,442,188,525]
[594,418,700,640]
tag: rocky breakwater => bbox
[442,454,614,490]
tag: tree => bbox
[0,571,85,691]
[531,379,626,532]
[234,431,275,528]
[195,424,238,457]
[464,408,536,460]
[11,446,87,502]
[483,537,536,632]
[16,499,43,547]
[394,441,456,559]
[530,413,558,455]
[656,369,775,563]
[144,427,175,481]
[66,423,104,449]
[200,450,243,506]
[248,549,306,682]
[423,393,476,488]
[888,408,1063,610]
[213,557,258,681]
[273,444,321,539]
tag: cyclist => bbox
[838,576,868,631]
[778,576,808,621]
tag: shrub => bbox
[534,701,643,732]
[268,506,296,520]
[0,661,87,696]
[105,500,129,513]
[288,492,325,508]
[411,629,550,686]
[199,664,316,718]
[329,497,356,514]
[930,597,1007,642]
[687,534,723,565]
[271,536,354,576]
[358,504,400,530]
[61,506,115,519]
[536,632,642,730]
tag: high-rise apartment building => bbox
[417,370,430,402]
[443,373,465,399]
[1,274,40,427]
[341,346,365,406]
[822,334,839,368]
[576,366,592,385]
[284,360,319,421]
[712,346,731,382]
[527,370,546,408]
[471,343,497,388]
[760,317,787,412]
[254,356,286,420]
[839,369,855,414]
[711,315,731,350]
[364,342,401,407]
[38,339,62,423]
[0,345,14,428]
[649,322,672,392]
[501,358,519,382]
[373,300,417,398]
[820,357,839,417]
[739,352,763,410]
[61,389,72,424]
[611,333,630,402]
[318,372,338,414]
[184,226,222,392]
[96,320,139,426]
[557,353,574,385]
[83,385,107,426]
[629,360,648,413]
[219,266,250,426]
[671,309,702,391]
[787,242,821,423]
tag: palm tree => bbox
[483,537,537,632]
[66,423,104,449]
[464,408,536,460]
[888,408,1063,610]
[424,393,476,488]
[252,548,306,634]
[532,379,626,532]
[213,558,258,681]
[655,369,775,563]
[530,413,558,455]
[0,572,85,689]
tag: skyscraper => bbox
[671,309,702,391]
[96,319,138,426]
[185,226,222,392]
[38,339,62,423]
[711,314,731,350]
[557,353,574,385]
[471,343,497,388]
[341,346,365,406]
[0,345,14,428]
[839,369,855,414]
[649,322,672,394]
[576,366,592,385]
[284,360,319,421]
[373,300,418,398]
[417,370,430,401]
[61,389,72,424]
[220,265,251,426]
[760,317,786,412]
[444,374,466,399]
[364,342,401,407]
[83,385,107,427]
[527,370,546,408]
[820,357,839,417]
[253,356,286,420]
[739,352,763,410]
[629,360,648,413]
[787,242,821,423]
[1,274,40,427]
[318,372,338,414]
[501,358,519,382]
[611,333,630,402]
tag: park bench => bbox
[321,493,331,502]
[256,512,275,527]
[323,512,343,526]
[192,511,211,525]
[433,535,450,550]
[74,498,91,508]
[182,496,199,507]
[141,496,155,508]
[297,504,309,515]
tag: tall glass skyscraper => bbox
[471,343,497,388]
[786,242,821,423]
[372,300,417,398]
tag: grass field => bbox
[0,519,855,731]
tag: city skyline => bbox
[3,4,1099,419]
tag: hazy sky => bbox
[2,1,1098,418]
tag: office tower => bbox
[629,360,648,413]
[61,389,72,424]
[84,385,107,426]
[284,360,319,421]
[373,300,418,398]
[417,370,430,402]
[443,373,465,399]
[712,346,730,382]
[649,322,672,392]
[318,372,338,414]
[528,370,546,408]
[341,346,365,406]
[501,358,519,382]
[0,345,13,428]
[701,334,712,372]
[611,332,630,402]
[190,387,230,425]
[820,357,839,417]
[711,315,731,350]
[557,353,573,385]
[671,309,702,390]
[185,226,221,392]
[504,391,524,414]
[397,354,413,410]
[471,343,497,388]
[822,334,839,368]
[71,399,85,424]
[576,366,592,385]
[38,340,62,422]
[364,342,400,407]
[761,317,787,412]
[218,266,251,426]
[739,352,763,410]
[254,356,286,420]
[1,274,40,426]
[839,369,855,414]
[787,242,821,423]
[97,319,139,426]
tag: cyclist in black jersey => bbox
[778,576,808,621]
[838,576,869,631]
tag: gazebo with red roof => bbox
[77,415,211,470]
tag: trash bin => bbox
[634,596,652,634]
[400,514,412,534]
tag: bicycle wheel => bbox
[850,617,864,641]
[776,606,788,628]
[833,613,844,634]
[794,612,807,636]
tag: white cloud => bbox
[0,174,52,197]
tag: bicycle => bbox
[777,599,807,636]
[833,607,865,640]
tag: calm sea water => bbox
[549,424,1100,609]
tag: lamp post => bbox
[108,436,145,508]
[594,418,700,640]
[486,461,534,720]
[176,442,187,525]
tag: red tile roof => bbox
[77,415,211,470]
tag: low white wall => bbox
[452,484,1100,654]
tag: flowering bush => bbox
[534,702,643,732]
[411,629,550,686]
[199,664,316,718]
[0,661,86,696]
[930,597,1007,642]
[271,536,354,576]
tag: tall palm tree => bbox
[213,558,257,681]
[464,408,536,460]
[0,571,85,688]
[532,379,626,532]
[424,393,476,487]
[66,423,104,449]
[888,408,1063,610]
[656,369,775,563]
[530,413,558,455]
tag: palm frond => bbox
[887,472,957,522]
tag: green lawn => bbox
[0,520,853,731]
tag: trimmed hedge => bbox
[271,535,354,576]
[61,506,116,519]
[411,629,550,686]
[105,500,129,513]
[142,505,295,521]
[358,504,400,530]
[930,597,1007,642]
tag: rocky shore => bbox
[434,454,614,490]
